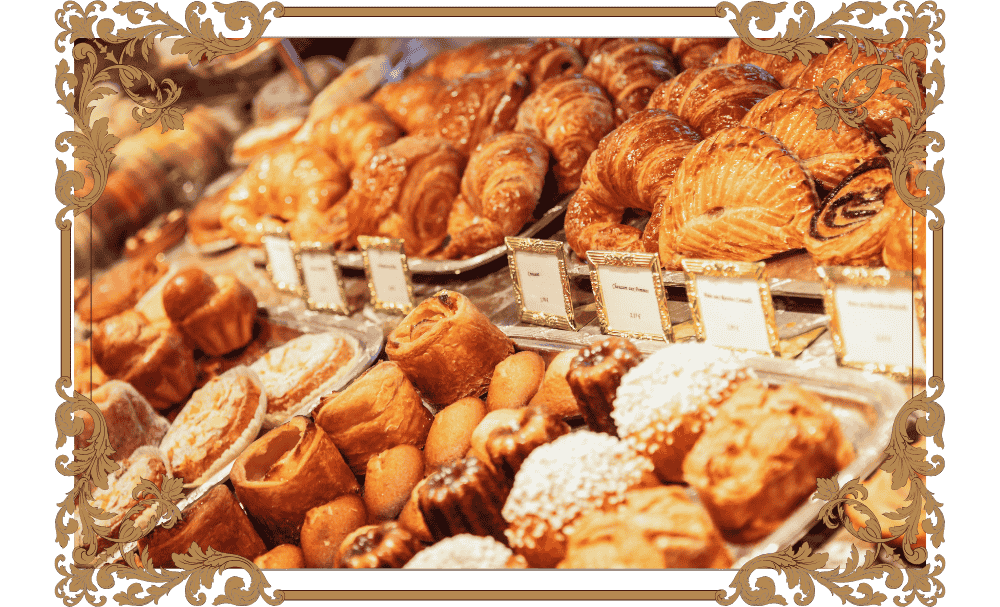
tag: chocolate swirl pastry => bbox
[418,455,512,545]
[565,337,644,436]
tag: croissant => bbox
[370,74,447,135]
[550,38,614,60]
[342,136,465,256]
[658,126,819,270]
[443,132,550,259]
[708,38,809,87]
[653,38,729,71]
[564,109,702,260]
[304,101,401,172]
[413,42,494,81]
[514,74,616,193]
[647,63,781,138]
[581,38,676,124]
[739,88,883,192]
[473,40,585,90]
[791,41,923,138]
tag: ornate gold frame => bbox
[357,235,415,315]
[53,2,945,606]
[505,236,578,331]
[587,250,672,342]
[261,228,303,296]
[681,258,782,357]
[293,241,352,315]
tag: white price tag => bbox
[359,236,415,314]
[506,237,577,330]
[297,247,349,314]
[589,250,670,341]
[261,233,301,293]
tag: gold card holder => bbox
[293,241,352,315]
[505,237,577,331]
[681,258,781,357]
[260,228,303,295]
[816,265,927,381]
[587,250,672,342]
[358,235,415,315]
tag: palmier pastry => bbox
[612,343,754,484]
[483,404,570,485]
[563,108,702,259]
[485,351,546,412]
[739,88,884,192]
[581,38,676,124]
[474,40,585,90]
[403,534,518,569]
[337,521,425,568]
[231,416,359,545]
[654,38,729,71]
[683,381,855,544]
[514,74,616,193]
[304,101,401,172]
[249,331,359,429]
[230,115,306,165]
[161,267,258,356]
[708,37,809,87]
[443,132,549,259]
[804,159,910,267]
[413,42,494,81]
[77,255,168,323]
[141,484,266,568]
[300,494,368,568]
[526,349,582,419]
[75,380,170,462]
[314,361,433,475]
[647,63,781,138]
[559,486,732,569]
[370,75,447,135]
[386,290,515,407]
[565,336,643,436]
[254,544,305,569]
[501,430,657,568]
[159,366,266,487]
[341,136,464,256]
[882,210,926,273]
[657,126,820,270]
[418,455,512,544]
[91,310,197,410]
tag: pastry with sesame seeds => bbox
[403,534,520,569]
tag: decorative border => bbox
[587,249,673,342]
[505,236,578,331]
[53,2,945,606]
[293,241,352,315]
[357,235,416,315]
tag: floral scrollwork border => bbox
[54,2,285,606]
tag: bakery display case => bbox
[70,35,930,574]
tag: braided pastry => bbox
[581,38,676,124]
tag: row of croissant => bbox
[191,37,927,272]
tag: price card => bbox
[818,266,926,379]
[358,236,415,314]
[261,230,301,295]
[505,237,577,330]
[588,250,671,341]
[682,259,780,356]
[294,242,351,315]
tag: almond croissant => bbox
[582,38,676,124]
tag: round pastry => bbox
[161,267,258,357]
[424,398,488,471]
[254,544,306,569]
[468,409,523,465]
[159,366,267,487]
[385,290,514,408]
[300,494,368,568]
[364,445,425,523]
[612,342,754,484]
[75,380,170,463]
[558,485,733,569]
[501,430,657,568]
[418,455,512,545]
[77,255,168,323]
[314,361,434,475]
[249,331,360,429]
[230,416,359,545]
[403,534,515,569]
[485,351,546,412]
[91,310,197,410]
[526,349,582,419]
[484,404,571,485]
[336,521,425,569]
[565,336,643,436]
[683,380,856,544]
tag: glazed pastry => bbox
[551,38,614,60]
[403,534,516,569]
[304,101,401,172]
[647,63,781,138]
[565,336,643,436]
[161,267,258,356]
[559,486,733,569]
[364,445,425,522]
[141,484,266,568]
[91,310,197,410]
[501,430,657,568]
[74,380,170,462]
[883,210,926,273]
[657,126,820,270]
[563,108,702,259]
[485,351,546,411]
[612,343,754,484]
[300,494,368,568]
[254,544,305,569]
[474,40,585,90]
[123,209,187,260]
[514,74,616,193]
[581,38,676,124]
[74,339,108,395]
[314,361,433,475]
[77,255,168,323]
[418,455,512,544]
[159,366,267,487]
[483,404,571,485]
[230,115,306,165]
[386,290,514,407]
[739,88,884,192]
[708,37,809,87]
[413,42,494,81]
[683,380,856,544]
[230,416,360,545]
[443,132,549,260]
[804,160,910,267]
[526,349,582,419]
[423,398,488,471]
[654,38,729,71]
[249,331,359,429]
[340,136,464,256]
[294,54,392,145]
[337,521,425,568]
[370,75,447,135]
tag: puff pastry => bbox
[708,38,809,87]
[371,75,447,135]
[581,38,676,124]
[304,101,401,172]
[654,38,728,71]
[474,40,584,89]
